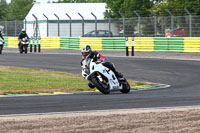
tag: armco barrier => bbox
[3,37,8,48]
[80,38,102,50]
[154,37,168,52]
[131,37,154,51]
[69,38,80,49]
[7,37,18,48]
[41,37,60,49]
[154,37,184,52]
[168,38,183,52]
[6,37,39,49]
[103,38,126,51]
[113,37,126,51]
[60,37,79,50]
[184,37,200,52]
[102,38,114,50]
[60,37,70,49]
[4,37,200,53]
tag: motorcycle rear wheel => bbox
[91,77,110,94]
[120,78,130,93]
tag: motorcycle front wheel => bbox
[24,45,28,54]
[91,77,110,94]
[19,45,23,54]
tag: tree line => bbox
[0,0,200,21]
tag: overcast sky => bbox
[6,0,58,3]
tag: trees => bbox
[104,0,200,36]
[0,0,34,21]
[7,0,34,20]
[0,0,8,20]
[105,0,164,18]
[55,0,105,3]
[1,0,200,21]
[105,0,200,18]
[151,0,200,16]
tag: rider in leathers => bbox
[81,45,124,88]
[18,29,29,47]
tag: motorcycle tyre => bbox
[19,45,23,54]
[120,79,130,93]
[24,45,28,54]
[91,77,110,94]
[0,45,2,54]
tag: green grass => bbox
[0,66,148,95]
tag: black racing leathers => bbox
[18,33,29,46]
[0,33,4,41]
[18,33,29,40]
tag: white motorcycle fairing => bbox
[82,58,123,91]
[21,37,29,45]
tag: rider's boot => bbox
[115,71,125,82]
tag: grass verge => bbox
[0,66,150,95]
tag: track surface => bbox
[0,51,200,115]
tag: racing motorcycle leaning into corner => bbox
[81,45,130,94]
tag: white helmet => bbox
[21,29,26,34]
[81,45,92,58]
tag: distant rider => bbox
[81,45,124,88]
[18,29,29,47]
[0,29,5,49]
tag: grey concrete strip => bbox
[3,48,200,61]
[1,105,200,118]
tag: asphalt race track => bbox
[0,52,200,115]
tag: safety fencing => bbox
[3,37,200,53]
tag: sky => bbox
[6,0,59,4]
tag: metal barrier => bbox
[1,14,200,37]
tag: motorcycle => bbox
[81,57,130,94]
[0,39,4,54]
[19,37,29,54]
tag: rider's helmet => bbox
[81,45,92,58]
[21,29,26,34]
